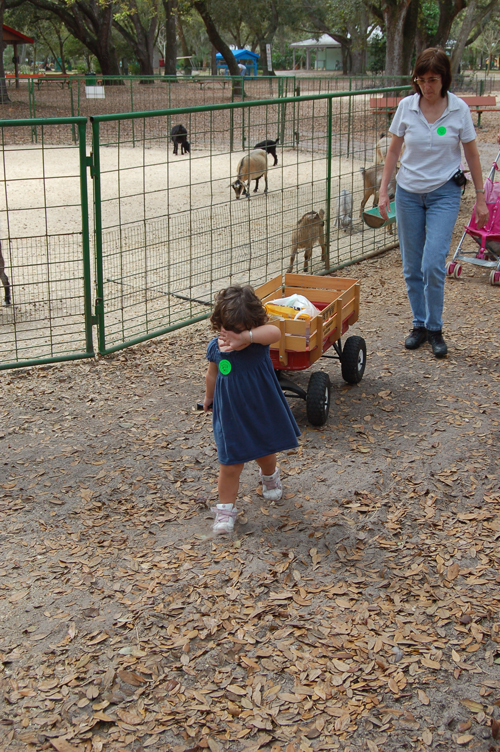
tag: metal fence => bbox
[0,73,492,127]
[0,86,410,369]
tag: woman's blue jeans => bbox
[395,179,461,332]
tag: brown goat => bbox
[287,209,327,274]
[359,165,397,218]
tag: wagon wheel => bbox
[306,371,331,426]
[341,336,367,384]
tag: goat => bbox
[231,149,268,199]
[254,137,279,166]
[0,240,11,306]
[375,132,404,166]
[287,209,327,274]
[375,133,391,164]
[170,124,190,156]
[359,164,396,218]
[334,189,353,231]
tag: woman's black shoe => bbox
[405,327,427,350]
[427,330,448,358]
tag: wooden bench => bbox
[370,94,500,127]
[459,96,500,127]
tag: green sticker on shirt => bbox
[437,126,447,136]
[219,359,231,375]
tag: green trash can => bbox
[85,72,97,85]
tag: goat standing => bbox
[334,189,353,231]
[170,124,190,155]
[0,241,11,306]
[254,138,279,166]
[287,209,327,273]
[231,149,268,199]
[359,165,396,218]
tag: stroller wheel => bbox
[453,263,462,279]
[489,270,500,286]
[446,261,456,277]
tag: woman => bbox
[378,47,489,358]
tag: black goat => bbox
[170,124,190,156]
[0,241,11,306]
[254,137,279,166]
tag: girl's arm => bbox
[378,134,404,220]
[462,139,489,229]
[218,324,281,352]
[204,361,218,411]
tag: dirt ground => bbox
[1,132,500,752]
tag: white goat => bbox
[231,149,268,199]
[334,189,353,231]
[375,133,391,164]
[287,209,327,273]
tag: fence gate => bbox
[0,116,93,370]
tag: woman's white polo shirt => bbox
[389,91,476,193]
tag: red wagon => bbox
[255,273,366,426]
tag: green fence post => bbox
[479,78,484,96]
[347,93,352,158]
[78,120,94,356]
[131,79,135,147]
[326,97,332,270]
[69,81,76,143]
[91,118,106,355]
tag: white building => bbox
[290,35,342,72]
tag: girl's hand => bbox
[378,189,391,221]
[203,397,213,413]
[218,327,250,352]
[475,195,489,229]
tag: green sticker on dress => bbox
[437,126,447,136]
[219,359,232,375]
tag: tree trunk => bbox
[450,0,477,76]
[176,13,191,70]
[401,0,419,74]
[163,0,177,75]
[0,1,10,104]
[383,0,412,76]
[193,0,240,77]
[258,38,275,76]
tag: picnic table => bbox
[370,94,500,127]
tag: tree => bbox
[113,0,161,77]
[191,0,240,76]
[449,0,498,74]
[27,0,121,75]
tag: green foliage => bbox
[419,0,440,40]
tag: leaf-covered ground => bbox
[1,195,500,752]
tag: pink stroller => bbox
[447,150,500,286]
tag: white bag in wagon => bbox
[265,294,321,321]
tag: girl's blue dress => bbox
[207,337,300,465]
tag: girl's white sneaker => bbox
[211,504,237,534]
[259,468,283,501]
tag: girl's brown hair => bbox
[211,285,268,332]
[412,47,452,98]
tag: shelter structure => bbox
[290,35,342,71]
[3,25,34,88]
[216,49,259,77]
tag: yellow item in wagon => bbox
[265,294,321,321]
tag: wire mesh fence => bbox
[0,72,493,136]
[0,117,93,368]
[0,87,410,368]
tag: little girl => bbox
[203,285,301,534]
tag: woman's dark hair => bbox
[211,285,268,332]
[412,47,452,98]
